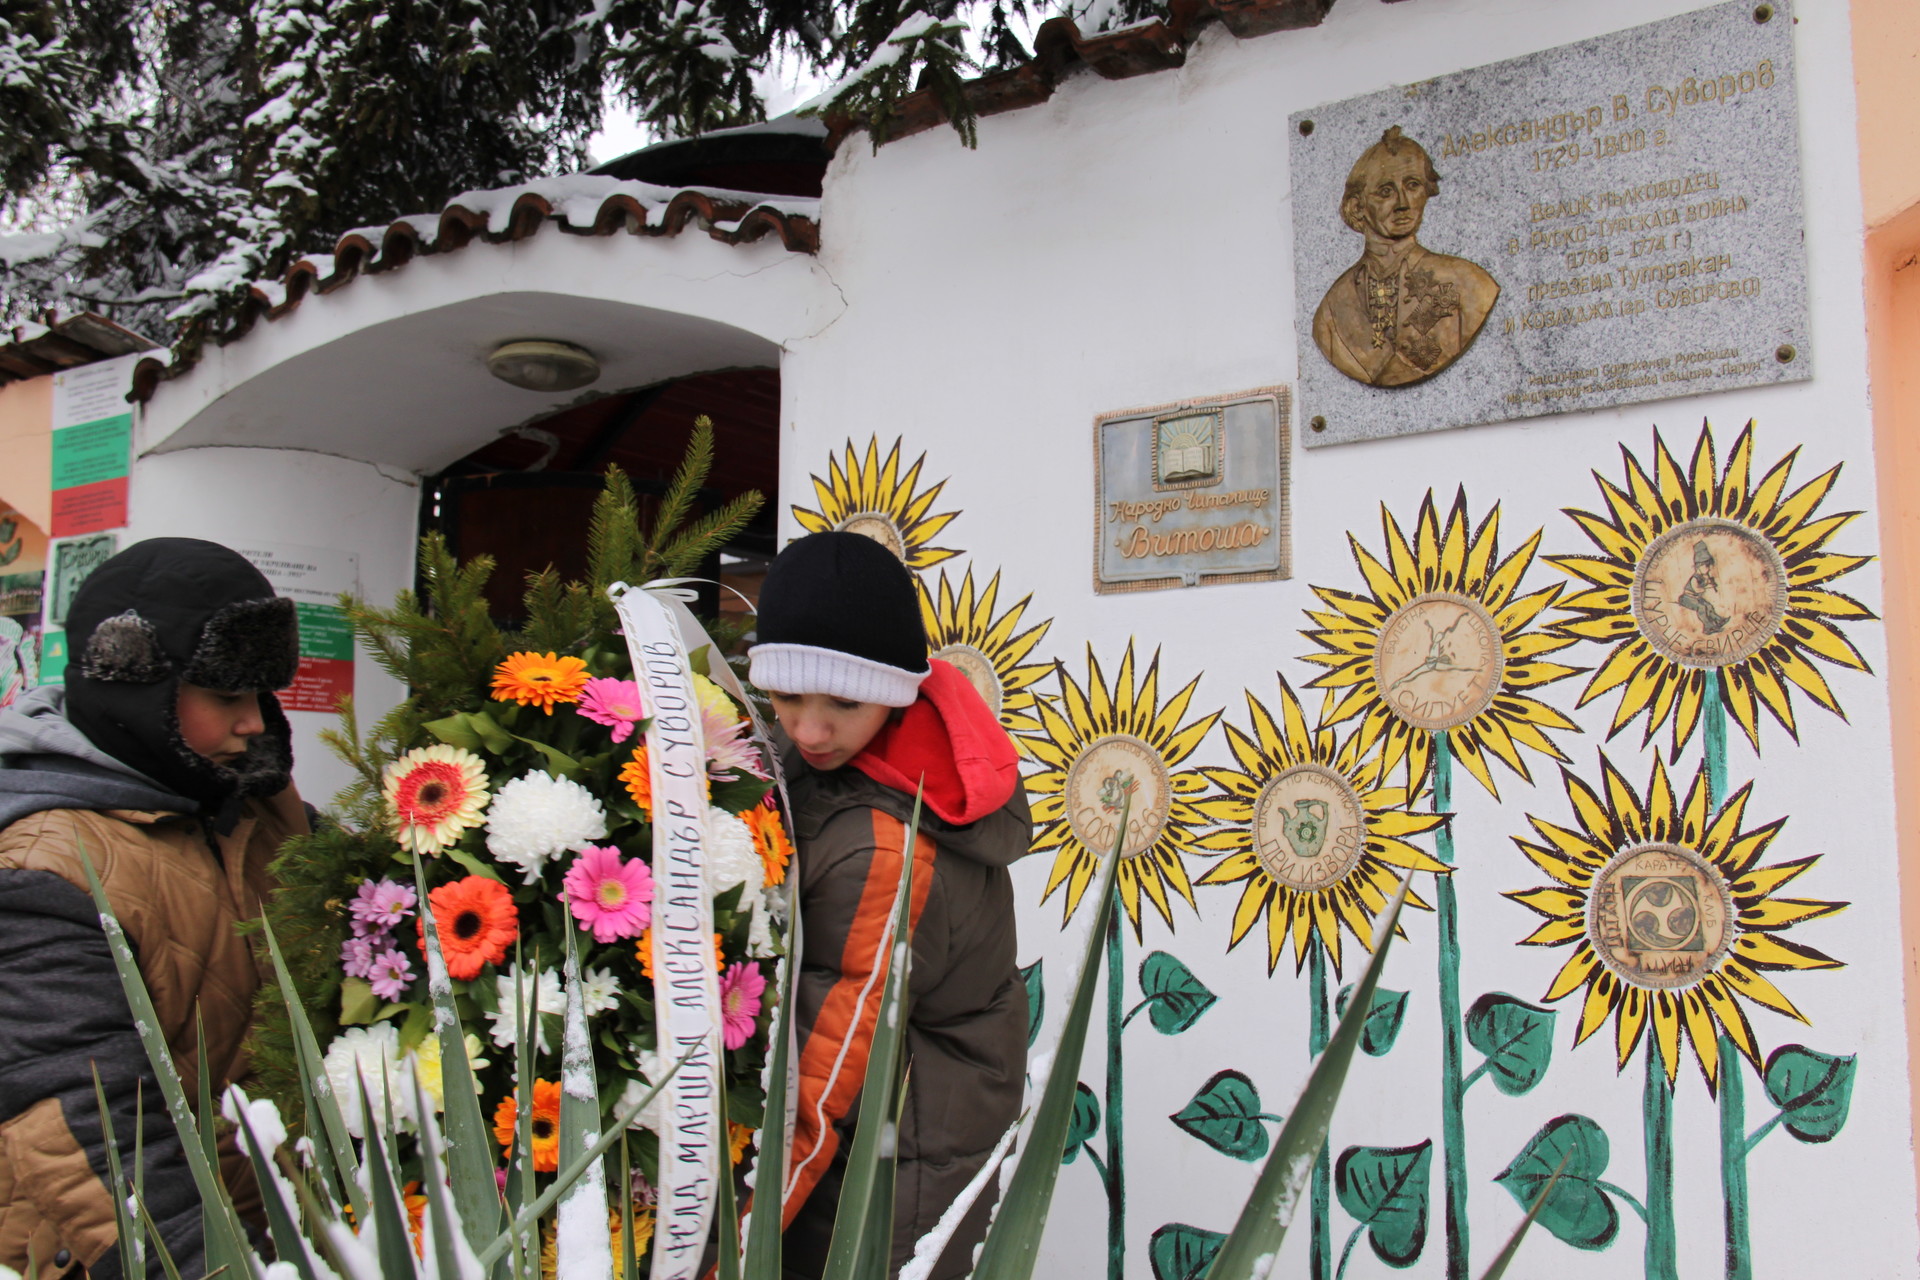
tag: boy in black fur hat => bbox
[0,538,312,1280]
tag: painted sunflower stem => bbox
[1433,735,1469,1280]
[1705,669,1750,1280]
[1644,1037,1679,1280]
[1310,941,1331,1280]
[1106,909,1125,1280]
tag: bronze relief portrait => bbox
[1311,127,1499,388]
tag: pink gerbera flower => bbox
[348,877,417,937]
[719,962,766,1050]
[578,677,648,744]
[340,935,377,980]
[562,844,654,943]
[367,947,415,1001]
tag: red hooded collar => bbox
[846,659,1018,825]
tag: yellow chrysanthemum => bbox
[790,437,962,569]
[1506,751,1845,1087]
[1550,421,1874,755]
[491,651,591,713]
[919,565,1056,746]
[1023,643,1220,936]
[1301,490,1583,798]
[1192,679,1447,975]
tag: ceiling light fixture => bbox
[486,339,601,392]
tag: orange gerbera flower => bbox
[491,652,591,713]
[635,928,723,981]
[491,1078,563,1172]
[619,746,653,816]
[729,1121,755,1166]
[742,800,793,887]
[421,876,518,981]
[403,1182,428,1258]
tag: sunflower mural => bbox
[1503,751,1846,1276]
[1301,489,1583,798]
[1024,642,1220,937]
[1550,421,1874,757]
[789,436,963,569]
[918,564,1056,749]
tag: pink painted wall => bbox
[0,375,53,534]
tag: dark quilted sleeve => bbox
[0,867,205,1280]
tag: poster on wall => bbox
[238,543,359,714]
[48,355,140,535]
[1093,387,1290,594]
[1290,0,1808,446]
[37,531,120,685]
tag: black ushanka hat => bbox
[65,538,299,821]
[748,531,930,707]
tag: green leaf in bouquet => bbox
[396,1002,436,1053]
[1020,959,1044,1048]
[339,975,380,1025]
[1762,1045,1857,1144]
[1334,1139,1432,1268]
[1199,873,1413,1280]
[1464,993,1556,1096]
[1061,1082,1101,1164]
[508,730,586,778]
[1170,1070,1274,1163]
[972,791,1130,1280]
[424,712,488,753]
[1131,951,1217,1034]
[1492,1114,1619,1251]
[1335,983,1410,1057]
[445,844,506,883]
[1150,1223,1226,1280]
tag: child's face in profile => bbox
[176,682,265,764]
[767,691,891,772]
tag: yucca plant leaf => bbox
[230,1091,326,1280]
[1202,872,1414,1280]
[1478,1144,1575,1280]
[970,792,1131,1280]
[556,925,614,1280]
[717,1074,744,1280]
[89,1064,144,1280]
[258,912,364,1219]
[408,857,503,1252]
[822,787,925,1280]
[476,1047,697,1271]
[357,1074,423,1280]
[741,887,801,1278]
[411,1070,485,1280]
[77,842,258,1274]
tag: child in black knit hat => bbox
[750,531,1031,1280]
[0,538,311,1280]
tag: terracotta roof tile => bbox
[131,178,820,404]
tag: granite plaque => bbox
[1095,387,1290,594]
[1290,0,1808,447]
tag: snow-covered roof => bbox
[131,175,819,403]
[0,312,155,387]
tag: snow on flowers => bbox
[320,643,795,1199]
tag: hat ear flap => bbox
[184,597,299,692]
[79,610,174,683]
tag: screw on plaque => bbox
[1753,5,1774,23]
[1310,416,1327,433]
[1298,119,1315,137]
[1775,344,1796,363]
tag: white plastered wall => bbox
[782,0,1909,1276]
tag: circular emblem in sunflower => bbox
[1632,519,1788,668]
[1374,593,1503,731]
[934,642,1005,716]
[790,437,962,570]
[1586,842,1734,991]
[1251,765,1367,893]
[1064,735,1170,861]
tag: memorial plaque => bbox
[1291,0,1808,447]
[1094,387,1289,594]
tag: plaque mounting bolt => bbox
[1753,4,1773,21]
[1310,416,1327,433]
[1775,344,1796,363]
[1298,119,1315,137]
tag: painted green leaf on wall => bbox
[1170,1070,1271,1162]
[1764,1045,1857,1143]
[1020,959,1044,1048]
[1465,993,1557,1095]
[1334,1139,1432,1268]
[1137,952,1217,1034]
[1148,1223,1225,1280]
[1493,1115,1618,1251]
[1061,1082,1101,1165]
[1335,983,1409,1057]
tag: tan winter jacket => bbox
[0,788,305,1279]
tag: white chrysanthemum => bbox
[619,1049,667,1132]
[704,806,764,898]
[486,965,564,1055]
[322,1024,415,1138]
[581,965,622,1018]
[485,772,608,883]
[748,891,778,958]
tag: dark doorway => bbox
[421,368,778,635]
